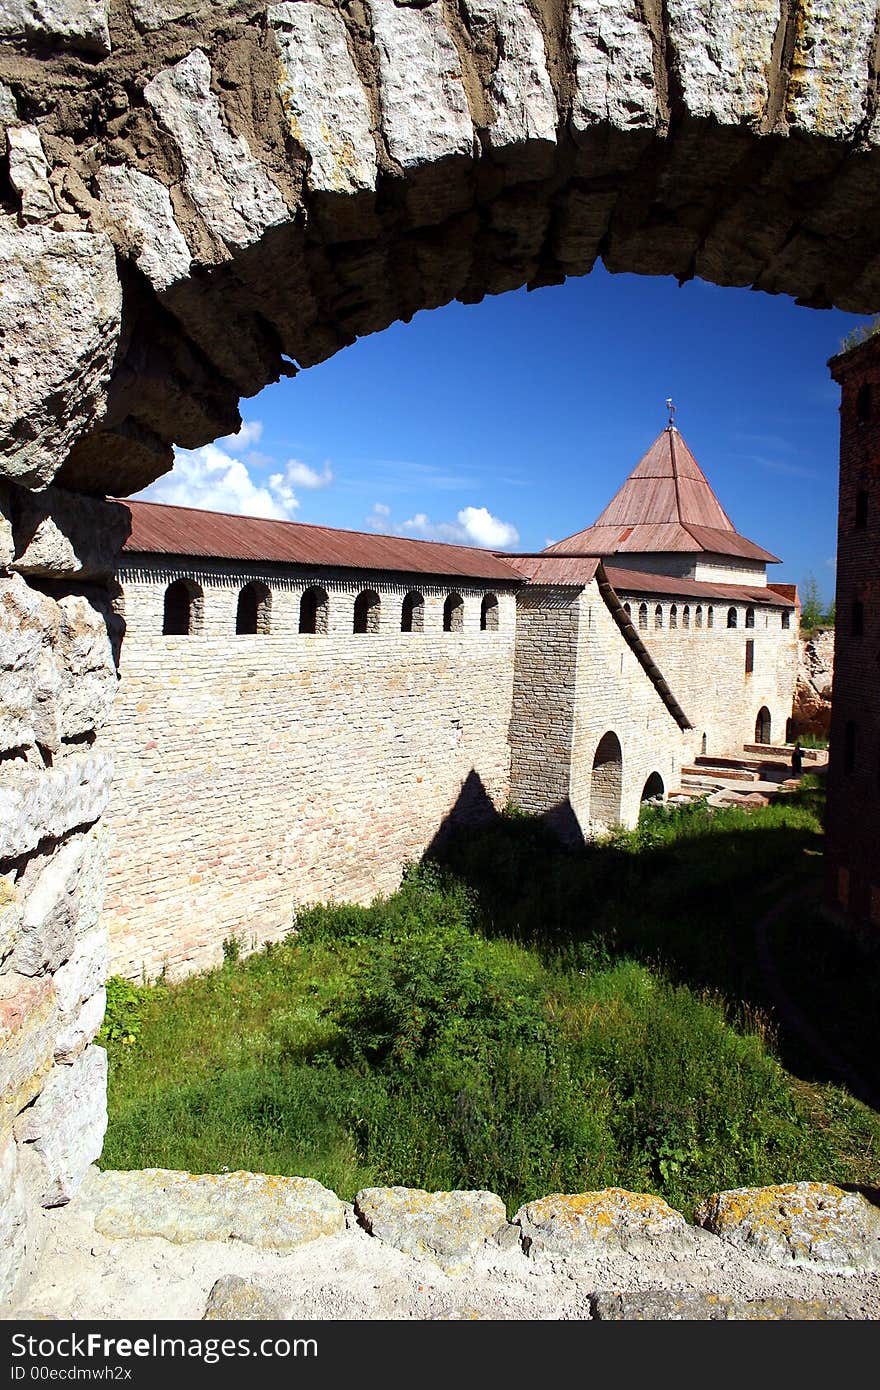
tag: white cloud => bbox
[135,442,300,521]
[457,506,519,549]
[216,420,263,453]
[281,459,334,490]
[371,505,519,549]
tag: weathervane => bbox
[666,397,676,429]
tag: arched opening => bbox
[353,589,381,634]
[781,609,791,630]
[727,607,738,629]
[401,590,424,633]
[695,605,703,628]
[755,707,772,744]
[299,586,329,635]
[443,592,464,633]
[590,731,623,830]
[707,607,715,629]
[638,602,648,630]
[745,606,755,629]
[654,604,663,629]
[682,604,690,629]
[669,603,678,629]
[162,578,202,636]
[480,593,499,631]
[235,580,271,635]
[701,732,708,755]
[640,771,664,803]
[623,602,632,620]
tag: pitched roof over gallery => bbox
[542,427,779,564]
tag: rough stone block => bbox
[0,1135,28,1305]
[591,1290,848,1320]
[0,574,58,754]
[462,0,557,157]
[96,167,191,294]
[269,3,377,197]
[144,50,288,253]
[55,592,119,739]
[0,752,113,861]
[354,1186,509,1272]
[370,0,473,169]
[695,1183,880,1275]
[514,1188,689,1257]
[54,987,105,1064]
[10,832,94,977]
[11,487,131,581]
[203,1275,293,1321]
[89,1169,346,1247]
[0,874,20,964]
[15,1044,107,1206]
[0,0,110,55]
[665,0,777,127]
[52,921,108,1021]
[6,126,58,225]
[0,973,57,1141]
[0,226,121,490]
[569,0,658,138]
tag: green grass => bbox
[100,773,880,1218]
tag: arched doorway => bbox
[755,707,772,744]
[590,732,623,830]
[640,771,664,803]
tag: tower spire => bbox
[665,397,676,430]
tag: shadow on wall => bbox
[422,767,586,861]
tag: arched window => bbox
[443,592,464,633]
[682,604,690,629]
[745,606,755,629]
[707,607,714,629]
[654,604,663,629]
[755,706,771,744]
[624,602,632,620]
[727,607,738,628]
[480,593,499,631]
[695,605,703,628]
[401,591,424,633]
[353,589,380,634]
[781,609,791,630]
[638,602,648,630]
[162,578,202,636]
[669,604,678,629]
[299,586,328,634]
[235,580,271,634]
[701,732,708,755]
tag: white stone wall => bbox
[105,561,517,980]
[619,595,799,759]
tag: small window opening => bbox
[727,607,738,629]
[669,604,678,629]
[638,602,648,630]
[781,609,791,630]
[480,593,499,631]
[654,604,663,629]
[443,592,464,633]
[745,606,755,629]
[162,578,202,636]
[401,591,424,633]
[353,589,381,634]
[707,606,714,629]
[236,581,271,635]
[745,639,755,674]
[695,605,703,629]
[299,586,329,635]
[682,604,690,629]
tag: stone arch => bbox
[727,607,738,629]
[640,771,665,803]
[745,606,756,629]
[638,602,648,630]
[480,593,499,631]
[162,578,202,636]
[654,604,663,629]
[707,607,715,629]
[299,585,329,634]
[590,731,623,831]
[682,604,691,628]
[235,580,271,634]
[669,603,678,629]
[353,589,381,634]
[443,592,464,633]
[695,605,703,628]
[755,706,772,744]
[401,590,424,633]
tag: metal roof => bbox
[121,498,523,583]
[604,566,797,606]
[501,555,601,585]
[544,428,779,564]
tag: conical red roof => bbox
[544,427,779,563]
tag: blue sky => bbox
[133,264,872,604]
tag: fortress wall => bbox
[508,589,579,822]
[621,600,799,760]
[104,566,517,980]
[569,590,687,832]
[691,557,769,586]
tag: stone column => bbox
[0,481,130,1300]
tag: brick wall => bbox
[614,595,798,760]
[104,560,517,979]
[827,337,880,937]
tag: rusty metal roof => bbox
[502,555,601,585]
[121,498,523,583]
[544,428,779,564]
[605,566,797,606]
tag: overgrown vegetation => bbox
[799,571,835,634]
[100,774,880,1217]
